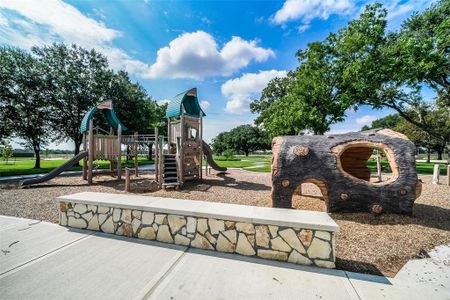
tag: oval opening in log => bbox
[332,141,399,185]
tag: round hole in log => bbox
[333,141,399,185]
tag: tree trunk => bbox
[245,150,249,156]
[426,147,431,163]
[33,144,41,169]
[147,143,153,160]
[437,149,443,160]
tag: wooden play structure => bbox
[79,101,158,184]
[159,88,226,189]
[21,89,225,188]
[271,129,421,215]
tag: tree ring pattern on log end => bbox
[340,193,349,201]
[281,179,290,187]
[372,204,383,214]
[293,146,309,157]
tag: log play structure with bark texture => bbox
[271,129,422,215]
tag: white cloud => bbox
[356,115,377,126]
[147,31,274,79]
[221,70,287,114]
[157,99,170,105]
[272,0,353,29]
[0,0,151,77]
[297,24,310,33]
[200,100,210,111]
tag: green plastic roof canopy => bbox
[80,102,128,133]
[165,88,206,118]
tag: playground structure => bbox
[21,89,225,188]
[271,129,421,215]
[160,88,226,189]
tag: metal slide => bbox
[202,141,227,172]
[21,151,88,187]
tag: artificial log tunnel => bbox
[271,129,421,215]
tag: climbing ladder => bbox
[162,154,180,188]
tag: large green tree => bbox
[212,125,270,156]
[32,44,111,156]
[0,47,53,168]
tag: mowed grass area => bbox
[0,157,153,177]
[366,159,448,175]
[1,153,447,177]
[244,157,449,175]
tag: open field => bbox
[1,152,448,177]
[0,157,153,177]
[1,170,448,277]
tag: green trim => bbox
[80,102,128,133]
[165,88,206,118]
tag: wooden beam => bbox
[199,112,203,180]
[82,133,87,180]
[87,120,94,185]
[155,127,159,183]
[117,124,122,180]
[432,164,440,184]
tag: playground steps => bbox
[162,154,180,188]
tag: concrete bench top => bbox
[56,192,339,232]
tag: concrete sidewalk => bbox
[0,215,448,300]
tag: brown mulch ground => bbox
[0,170,449,277]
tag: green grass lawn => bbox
[366,159,448,175]
[1,153,447,177]
[243,159,449,174]
[0,157,153,177]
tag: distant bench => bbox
[56,192,339,268]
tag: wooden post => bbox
[134,132,139,177]
[117,124,122,180]
[87,120,94,185]
[432,164,440,184]
[180,115,185,185]
[167,119,171,152]
[125,167,131,192]
[376,155,382,182]
[82,133,87,180]
[447,165,450,186]
[110,127,114,176]
[199,112,203,180]
[155,128,159,183]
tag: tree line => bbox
[211,125,270,156]
[213,1,448,157]
[1,44,167,168]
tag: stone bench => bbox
[56,192,339,268]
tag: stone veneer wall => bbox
[59,202,336,268]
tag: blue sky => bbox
[0,0,435,149]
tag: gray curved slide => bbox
[202,141,227,172]
[21,151,88,187]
